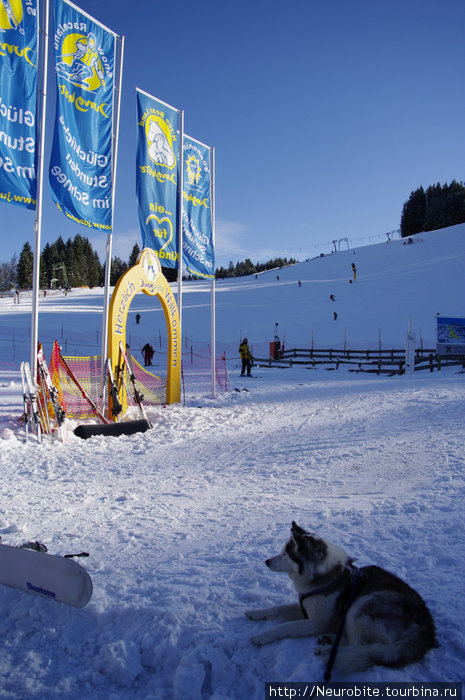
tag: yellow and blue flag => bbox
[182,136,214,279]
[48,0,116,230]
[0,0,38,210]
[136,88,181,269]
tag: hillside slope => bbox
[197,224,465,349]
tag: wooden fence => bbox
[252,347,465,375]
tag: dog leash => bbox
[324,565,365,683]
[298,569,350,618]
[299,565,366,684]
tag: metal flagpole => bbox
[30,0,49,384]
[211,147,216,398]
[177,110,185,337]
[100,34,124,395]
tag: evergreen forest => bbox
[400,181,465,237]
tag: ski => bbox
[118,342,152,427]
[20,361,30,441]
[106,358,123,418]
[37,344,66,440]
[0,540,92,608]
[21,361,42,442]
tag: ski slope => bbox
[0,225,464,698]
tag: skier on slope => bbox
[141,343,154,367]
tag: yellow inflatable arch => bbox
[108,248,180,413]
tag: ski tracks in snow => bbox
[0,371,464,697]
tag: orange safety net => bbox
[49,341,104,419]
[48,341,167,420]
[130,354,167,405]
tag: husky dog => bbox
[246,522,436,674]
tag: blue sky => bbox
[1,0,464,268]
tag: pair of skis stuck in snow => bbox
[20,360,42,442]
[20,344,67,442]
[116,342,152,427]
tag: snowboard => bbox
[74,418,151,439]
[0,543,93,608]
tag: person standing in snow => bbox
[351,262,357,281]
[141,342,154,366]
[239,338,252,376]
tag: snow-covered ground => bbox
[0,225,464,698]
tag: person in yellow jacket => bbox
[239,338,252,376]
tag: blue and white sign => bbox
[136,88,181,269]
[49,0,116,230]
[0,0,38,210]
[436,316,465,355]
[182,135,214,279]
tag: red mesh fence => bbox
[48,341,229,420]
[49,341,104,420]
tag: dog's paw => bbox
[250,634,265,647]
[245,609,267,621]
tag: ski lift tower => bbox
[51,263,69,290]
[332,238,350,252]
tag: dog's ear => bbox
[291,522,309,537]
[307,536,327,561]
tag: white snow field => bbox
[0,225,464,698]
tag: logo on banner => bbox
[145,115,176,169]
[145,212,174,253]
[55,29,111,93]
[183,141,210,208]
[186,152,202,188]
[0,0,24,33]
[143,248,160,283]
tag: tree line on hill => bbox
[400,180,465,237]
[0,237,143,290]
[215,257,297,279]
[1,180,464,289]
[2,235,298,290]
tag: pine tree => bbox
[128,243,141,267]
[16,242,34,288]
[110,257,127,285]
[65,237,80,286]
[82,238,102,287]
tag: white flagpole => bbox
[177,110,185,337]
[100,34,124,390]
[30,0,49,383]
[211,147,216,398]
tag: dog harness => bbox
[299,564,366,683]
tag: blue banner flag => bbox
[182,136,214,278]
[49,0,116,230]
[136,88,180,269]
[0,0,38,210]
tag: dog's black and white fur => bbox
[246,522,436,674]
